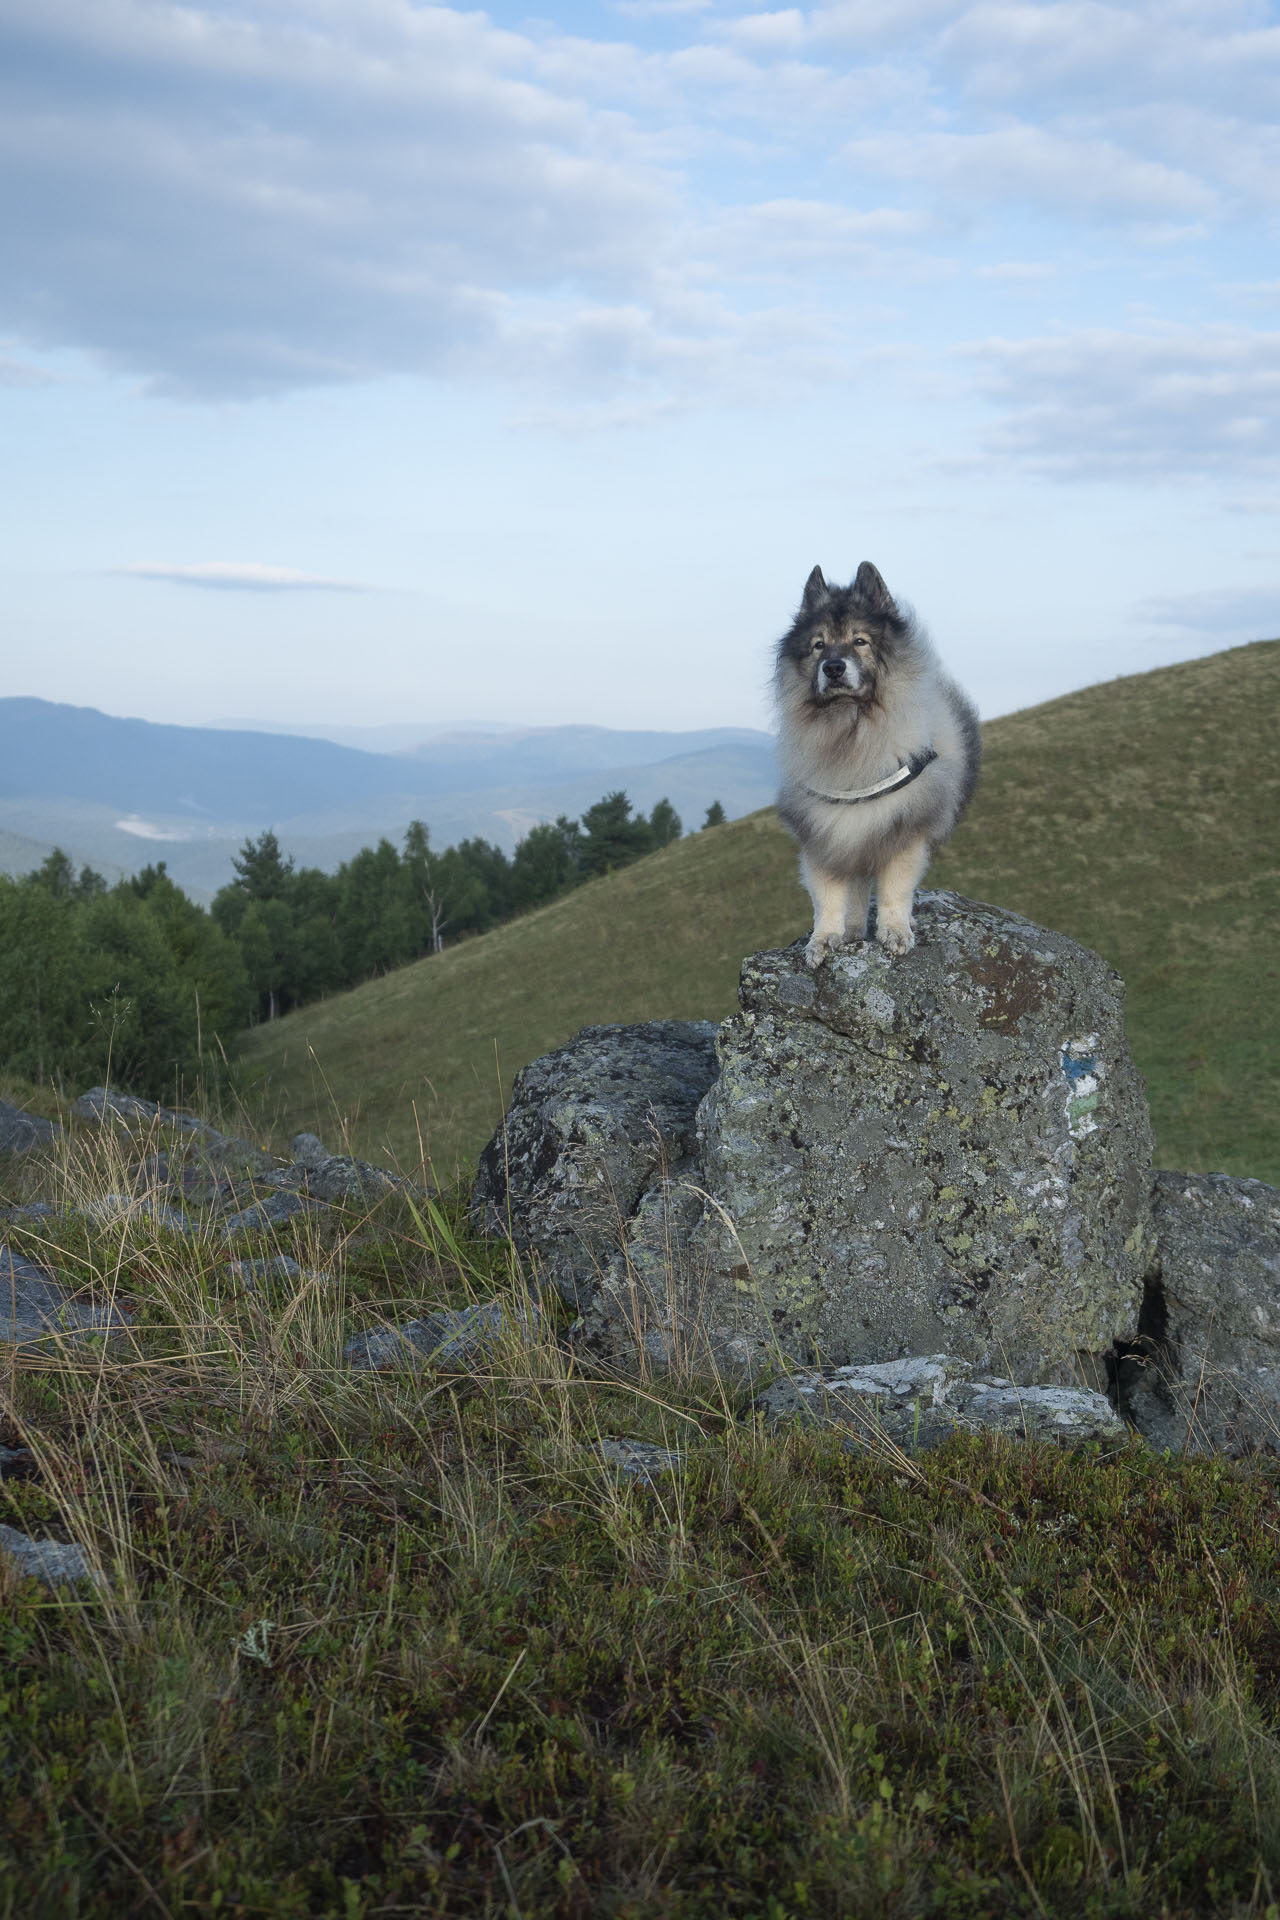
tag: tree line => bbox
[0,790,726,1096]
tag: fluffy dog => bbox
[775,560,980,966]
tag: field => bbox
[4,1118,1280,1917]
[236,640,1280,1186]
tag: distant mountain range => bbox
[0,699,776,898]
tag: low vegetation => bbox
[239,640,1280,1186]
[5,1112,1280,1917]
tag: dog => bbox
[775,560,980,967]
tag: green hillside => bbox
[236,640,1280,1185]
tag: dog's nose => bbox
[822,656,847,679]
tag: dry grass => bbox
[5,1111,1280,1915]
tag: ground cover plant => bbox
[5,1108,1280,1917]
[237,640,1280,1186]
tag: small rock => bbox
[344,1298,540,1371]
[291,1133,330,1168]
[0,1445,34,1480]
[0,1098,59,1156]
[756,1353,1126,1450]
[265,1147,404,1204]
[597,1438,685,1483]
[83,1194,194,1235]
[72,1088,280,1178]
[225,1255,305,1288]
[0,1522,106,1589]
[0,1245,129,1346]
[73,1086,204,1130]
[222,1192,323,1241]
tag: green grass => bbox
[5,1115,1280,1917]
[236,640,1280,1186]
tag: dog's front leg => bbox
[801,855,854,968]
[843,877,871,945]
[875,838,931,955]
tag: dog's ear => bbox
[853,561,897,616]
[802,565,829,613]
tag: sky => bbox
[2,0,1278,735]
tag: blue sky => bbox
[2,0,1278,733]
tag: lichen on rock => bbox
[577,893,1153,1385]
[472,1020,719,1309]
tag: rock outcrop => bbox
[483,894,1152,1387]
[474,889,1280,1456]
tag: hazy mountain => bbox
[207,717,524,753]
[0,699,775,898]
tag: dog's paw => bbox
[877,921,915,956]
[805,933,833,969]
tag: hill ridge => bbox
[237,640,1280,1186]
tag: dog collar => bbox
[803,746,938,805]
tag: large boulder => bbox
[509,894,1155,1386]
[473,1022,719,1308]
[1120,1172,1280,1455]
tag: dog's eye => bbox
[810,637,826,654]
[851,635,871,650]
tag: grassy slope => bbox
[237,640,1280,1185]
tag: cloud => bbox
[113,562,372,592]
[1,0,1276,410]
[115,815,190,841]
[845,125,1215,223]
[698,198,928,272]
[0,348,58,386]
[968,326,1280,479]
[1130,585,1280,639]
[0,0,680,398]
[935,1,1280,120]
[613,0,713,15]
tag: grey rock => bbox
[0,1245,129,1346]
[84,1194,195,1235]
[291,1133,330,1168]
[0,1098,59,1156]
[1119,1172,1280,1456]
[597,1438,685,1482]
[265,1152,403,1204]
[473,1021,720,1308]
[225,1255,306,1288]
[73,1086,206,1131]
[222,1191,323,1241]
[575,894,1152,1386]
[0,1444,33,1479]
[73,1088,279,1177]
[756,1353,1126,1449]
[0,1523,106,1589]
[344,1298,540,1371]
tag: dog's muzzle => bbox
[816,654,864,698]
